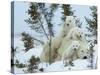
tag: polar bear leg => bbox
[64,58,74,66]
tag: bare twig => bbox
[32,36,44,45]
[38,18,49,40]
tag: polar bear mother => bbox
[40,16,76,63]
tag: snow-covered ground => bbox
[44,59,91,72]
[14,36,97,73]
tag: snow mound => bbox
[15,46,43,64]
[44,59,91,72]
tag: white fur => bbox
[62,41,80,66]
[57,27,89,61]
[60,16,76,37]
[40,16,76,63]
[58,27,83,57]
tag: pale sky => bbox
[13,1,92,37]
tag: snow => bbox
[14,66,25,74]
[14,37,97,73]
[44,59,91,72]
[23,46,43,61]
[15,44,43,64]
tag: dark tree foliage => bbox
[21,32,34,52]
[16,63,26,68]
[85,6,97,69]
[25,3,58,38]
[26,56,40,73]
[85,6,97,44]
[75,17,82,28]
[62,4,74,21]
[15,59,26,68]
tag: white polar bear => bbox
[59,16,76,37]
[57,27,89,61]
[62,41,80,66]
[51,16,76,51]
[40,16,76,63]
[57,27,83,58]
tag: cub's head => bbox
[79,49,90,59]
[75,28,83,39]
[69,27,83,40]
[71,41,80,51]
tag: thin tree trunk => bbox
[38,18,49,40]
[49,34,52,65]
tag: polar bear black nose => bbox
[83,56,87,59]
[67,24,69,26]
[74,48,77,51]
[39,68,44,72]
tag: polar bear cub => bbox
[57,27,83,57]
[62,41,80,66]
[67,27,83,40]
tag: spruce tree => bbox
[85,6,97,69]
[62,4,74,21]
[25,3,58,38]
[85,6,97,44]
[25,56,40,73]
[25,2,58,64]
[21,32,34,52]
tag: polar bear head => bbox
[64,16,75,28]
[71,41,80,51]
[67,27,83,40]
[62,16,76,37]
[79,49,90,59]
